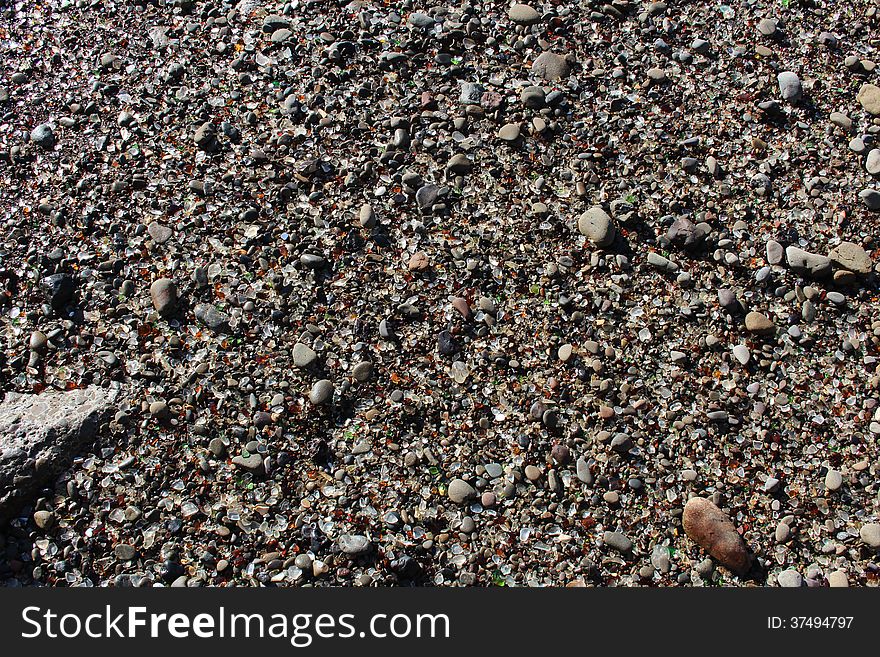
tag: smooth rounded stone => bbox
[647,251,678,272]
[508,3,541,25]
[683,497,752,575]
[351,361,373,382]
[270,28,292,43]
[446,153,473,175]
[293,343,317,368]
[829,241,872,274]
[826,291,845,305]
[828,571,849,587]
[691,38,710,54]
[408,11,434,27]
[866,149,880,175]
[231,453,263,473]
[300,254,325,268]
[437,330,457,356]
[777,569,803,588]
[774,522,790,543]
[149,401,170,420]
[521,85,546,108]
[557,343,573,362]
[576,457,592,484]
[785,246,832,278]
[857,83,880,115]
[193,122,218,151]
[33,510,55,529]
[309,380,334,405]
[745,311,774,335]
[492,461,517,483]
[358,203,376,228]
[147,222,172,244]
[860,188,880,211]
[451,297,472,320]
[610,433,633,453]
[42,273,75,309]
[577,206,616,247]
[407,251,430,271]
[480,491,496,507]
[859,523,880,548]
[30,123,55,149]
[114,544,138,561]
[829,111,852,131]
[766,240,784,265]
[460,516,476,533]
[208,438,225,457]
[149,278,178,316]
[777,71,802,104]
[850,137,867,154]
[717,288,739,313]
[524,464,542,481]
[757,17,777,36]
[646,67,667,83]
[497,123,521,141]
[338,534,371,556]
[732,344,750,365]
[531,52,571,81]
[824,469,843,491]
[603,531,633,554]
[415,184,439,210]
[29,330,48,353]
[447,478,476,504]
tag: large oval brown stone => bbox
[683,497,752,576]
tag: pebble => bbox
[352,361,373,382]
[149,278,178,316]
[114,544,138,561]
[824,469,843,492]
[33,510,55,530]
[827,571,849,587]
[447,478,476,504]
[745,311,775,335]
[859,523,880,548]
[785,246,831,278]
[3,0,879,593]
[777,71,802,104]
[30,123,54,149]
[829,242,871,274]
[776,569,803,588]
[293,343,318,368]
[857,83,880,115]
[531,52,571,81]
[766,240,784,265]
[867,149,880,176]
[497,123,521,142]
[508,4,541,25]
[309,380,334,405]
[683,497,752,575]
[578,207,616,247]
[603,531,633,554]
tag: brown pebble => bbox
[407,251,430,271]
[451,297,472,320]
[683,496,752,576]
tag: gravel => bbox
[1,0,879,590]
